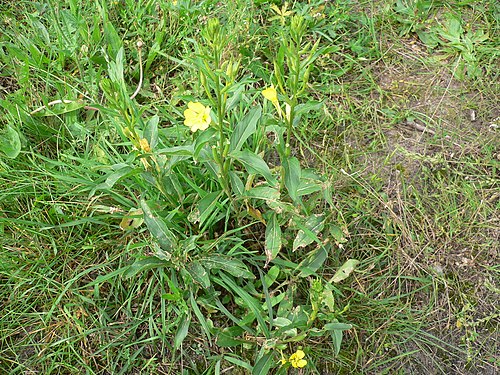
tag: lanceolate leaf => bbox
[140,198,177,253]
[245,186,280,201]
[144,115,159,149]
[0,125,21,158]
[186,260,210,288]
[330,259,359,283]
[230,105,261,152]
[202,256,255,279]
[252,352,273,375]
[173,315,191,350]
[230,150,277,186]
[283,156,301,204]
[297,245,328,277]
[293,214,325,252]
[265,213,282,266]
[123,256,168,279]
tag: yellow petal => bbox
[295,350,305,359]
[262,86,278,103]
[297,359,307,368]
[188,101,206,113]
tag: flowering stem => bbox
[212,55,233,203]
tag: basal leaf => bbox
[297,245,328,277]
[31,100,86,117]
[123,256,167,279]
[292,214,325,252]
[187,261,210,288]
[140,198,177,254]
[173,315,191,350]
[0,125,21,158]
[265,213,282,266]
[252,353,273,375]
[202,256,255,279]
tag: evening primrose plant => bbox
[85,15,355,374]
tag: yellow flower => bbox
[289,350,307,368]
[183,102,212,132]
[262,86,283,118]
[262,86,278,104]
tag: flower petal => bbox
[297,359,307,368]
[188,101,206,113]
[262,86,278,103]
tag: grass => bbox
[1,0,499,374]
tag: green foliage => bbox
[78,11,355,373]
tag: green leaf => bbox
[119,208,144,231]
[295,100,323,116]
[140,199,178,254]
[292,214,325,252]
[325,321,352,355]
[329,224,348,247]
[322,285,335,312]
[229,171,245,196]
[324,322,353,331]
[297,179,322,196]
[157,145,194,156]
[252,353,273,375]
[194,127,217,157]
[230,105,261,152]
[190,292,212,341]
[230,150,277,185]
[216,326,247,347]
[102,12,122,59]
[224,355,253,371]
[330,259,359,283]
[173,315,191,350]
[92,164,141,195]
[298,245,328,277]
[265,213,282,266]
[0,125,21,158]
[187,261,210,288]
[217,273,269,337]
[144,115,159,149]
[202,256,255,279]
[123,256,167,279]
[264,265,280,287]
[283,157,301,203]
[245,186,280,201]
[196,191,222,227]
